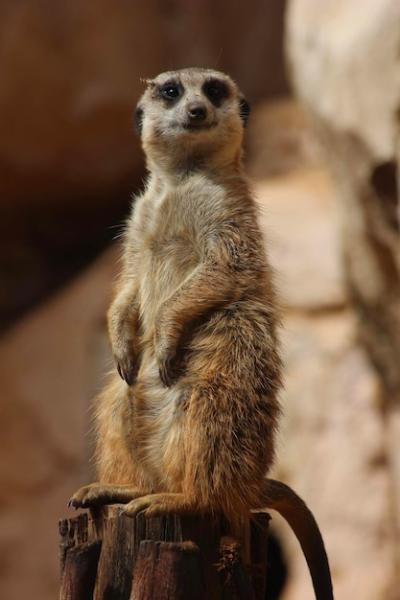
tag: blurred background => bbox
[0,1,399,599]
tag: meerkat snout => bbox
[186,101,207,124]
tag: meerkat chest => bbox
[135,186,202,329]
[147,194,199,272]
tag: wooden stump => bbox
[59,506,270,600]
[131,540,205,599]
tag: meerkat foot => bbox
[68,483,145,509]
[122,493,194,518]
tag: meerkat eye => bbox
[203,79,229,106]
[160,82,181,100]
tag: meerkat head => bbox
[135,68,250,174]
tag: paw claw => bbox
[117,362,124,381]
[124,368,133,386]
[116,357,137,386]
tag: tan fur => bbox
[70,68,333,599]
[101,69,282,528]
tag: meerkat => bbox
[69,68,333,599]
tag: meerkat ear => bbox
[140,77,157,92]
[239,97,251,126]
[134,105,144,135]
[135,78,156,135]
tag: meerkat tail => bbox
[262,478,334,600]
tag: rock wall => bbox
[254,169,393,600]
[285,1,400,598]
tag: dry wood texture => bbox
[59,506,270,600]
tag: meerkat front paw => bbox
[114,343,139,386]
[108,303,140,385]
[155,332,184,387]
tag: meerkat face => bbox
[135,68,250,170]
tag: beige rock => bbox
[286,0,400,161]
[253,167,395,600]
[246,98,323,178]
[254,169,346,311]
[274,311,393,600]
[285,1,400,596]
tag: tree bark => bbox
[59,506,270,600]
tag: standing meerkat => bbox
[69,68,333,599]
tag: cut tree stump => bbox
[59,506,270,600]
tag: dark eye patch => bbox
[202,78,230,106]
[158,80,183,102]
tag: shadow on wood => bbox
[59,506,270,600]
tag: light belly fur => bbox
[133,346,188,490]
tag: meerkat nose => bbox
[187,102,207,121]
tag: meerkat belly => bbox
[134,350,188,490]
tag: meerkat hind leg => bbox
[122,493,196,518]
[68,483,146,509]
